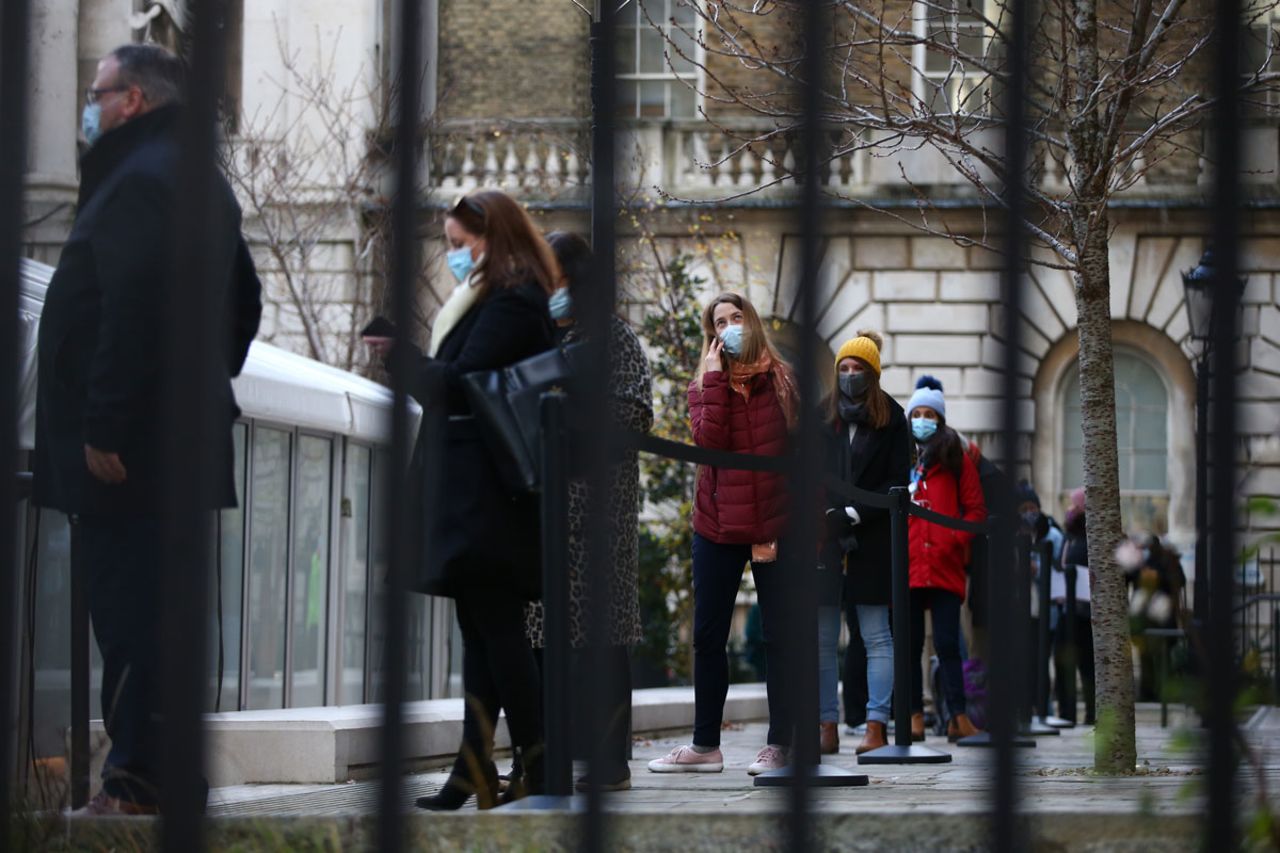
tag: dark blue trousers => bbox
[691,533,793,748]
[78,514,163,805]
[909,587,967,717]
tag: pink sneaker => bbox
[647,744,724,773]
[747,744,791,776]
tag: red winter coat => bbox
[908,451,987,600]
[688,370,790,544]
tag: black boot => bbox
[416,755,498,811]
[501,744,546,804]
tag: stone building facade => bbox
[19,0,1280,567]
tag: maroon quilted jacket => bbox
[688,370,790,544]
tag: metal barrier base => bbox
[857,744,953,765]
[1024,719,1061,736]
[956,733,1036,748]
[498,794,586,812]
[752,764,869,787]
[1039,715,1074,729]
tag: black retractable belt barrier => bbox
[957,524,1035,749]
[1062,565,1079,725]
[858,487,951,765]
[502,392,577,811]
[1018,539,1056,737]
[1036,539,1072,729]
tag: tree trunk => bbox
[1072,220,1137,773]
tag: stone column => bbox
[24,0,81,260]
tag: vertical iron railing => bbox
[1207,0,1243,847]
[584,1,619,848]
[991,0,1032,847]
[159,1,233,847]
[783,0,828,848]
[377,0,425,847]
[0,0,33,838]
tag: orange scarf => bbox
[729,352,798,430]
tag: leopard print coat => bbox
[524,315,653,648]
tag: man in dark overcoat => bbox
[32,43,262,814]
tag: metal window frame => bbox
[911,0,1000,116]
[615,0,705,119]
[286,427,336,709]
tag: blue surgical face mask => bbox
[447,246,476,283]
[548,288,572,320]
[82,103,103,147]
[719,323,744,357]
[911,417,938,442]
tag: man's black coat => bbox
[33,105,262,515]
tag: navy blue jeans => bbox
[908,587,967,718]
[691,533,792,748]
[78,513,164,805]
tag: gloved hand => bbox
[825,507,851,540]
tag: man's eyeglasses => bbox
[85,85,130,105]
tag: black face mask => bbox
[837,372,872,425]
[838,372,871,400]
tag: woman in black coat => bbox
[366,189,557,809]
[821,331,910,755]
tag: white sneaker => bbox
[846,723,867,736]
[747,744,791,776]
[647,744,724,773]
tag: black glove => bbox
[825,507,851,540]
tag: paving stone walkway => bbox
[207,702,1278,818]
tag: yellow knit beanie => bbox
[835,331,883,376]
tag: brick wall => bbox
[437,0,589,120]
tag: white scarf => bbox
[428,274,482,357]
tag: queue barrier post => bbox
[1062,565,1079,725]
[858,486,951,765]
[958,522,1036,749]
[1036,538,1072,729]
[502,391,579,810]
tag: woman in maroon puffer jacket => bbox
[647,292,799,777]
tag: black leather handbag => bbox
[461,342,584,493]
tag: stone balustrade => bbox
[424,118,1274,203]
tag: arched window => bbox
[1060,349,1170,535]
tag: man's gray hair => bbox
[110,44,186,107]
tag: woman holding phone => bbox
[647,292,798,777]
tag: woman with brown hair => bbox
[820,332,909,755]
[365,189,557,809]
[647,292,800,776]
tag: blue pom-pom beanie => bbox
[907,375,946,419]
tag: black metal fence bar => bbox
[158,0,235,847]
[992,0,1032,845]
[781,0,827,844]
[585,0,619,847]
[1207,1,1243,845]
[0,0,32,837]
[377,0,425,847]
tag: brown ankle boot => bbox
[855,721,887,755]
[910,712,926,742]
[819,722,840,755]
[947,713,982,742]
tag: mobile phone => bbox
[361,316,397,338]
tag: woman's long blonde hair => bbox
[695,291,797,425]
